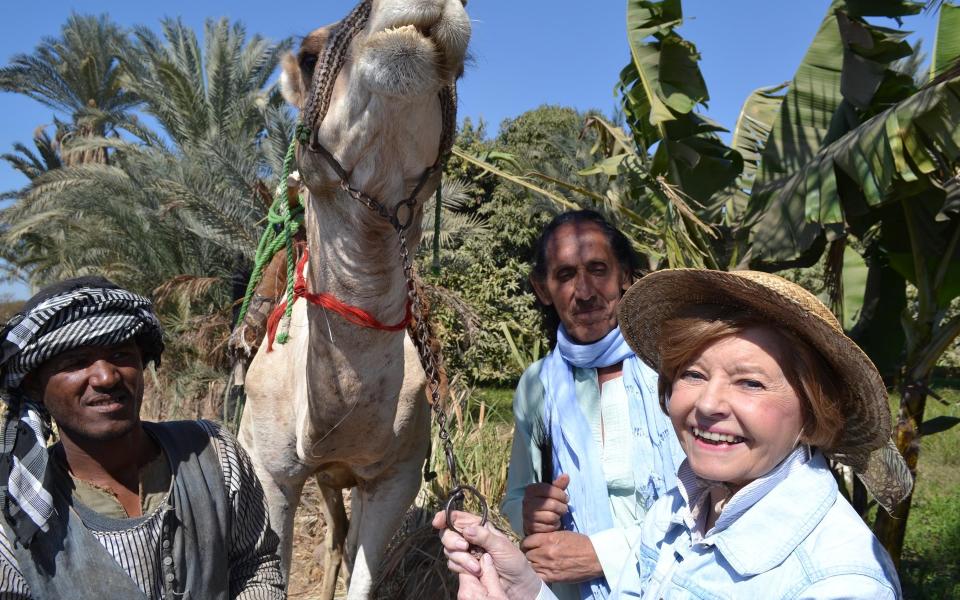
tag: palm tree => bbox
[1,16,294,417]
[0,13,149,165]
[0,125,64,187]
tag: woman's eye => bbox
[740,379,765,390]
[680,370,704,381]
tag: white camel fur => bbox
[237,1,470,598]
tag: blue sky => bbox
[0,1,941,299]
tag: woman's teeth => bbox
[693,427,744,444]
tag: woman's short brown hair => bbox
[656,304,845,450]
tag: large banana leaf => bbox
[750,76,960,264]
[714,84,787,224]
[836,12,913,109]
[619,0,740,245]
[651,113,742,206]
[931,2,960,80]
[624,0,707,133]
[751,0,847,194]
[747,1,920,201]
[841,243,870,329]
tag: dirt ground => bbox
[286,486,458,600]
[287,484,337,598]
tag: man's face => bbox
[532,222,631,344]
[28,341,145,444]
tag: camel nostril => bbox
[415,23,432,38]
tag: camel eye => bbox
[299,52,318,76]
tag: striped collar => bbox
[675,445,812,538]
[673,446,842,576]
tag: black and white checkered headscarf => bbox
[0,277,163,544]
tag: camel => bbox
[237,1,470,598]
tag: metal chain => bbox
[396,227,458,485]
[310,136,487,523]
[395,202,488,536]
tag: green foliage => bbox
[0,14,140,130]
[931,3,960,80]
[421,197,547,385]
[893,386,960,598]
[423,106,616,385]
[1,14,292,418]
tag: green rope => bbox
[235,131,304,336]
[275,200,298,345]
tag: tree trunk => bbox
[873,377,928,567]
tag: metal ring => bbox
[394,201,415,230]
[444,484,489,535]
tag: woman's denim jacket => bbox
[599,448,902,599]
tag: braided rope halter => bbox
[295,0,487,532]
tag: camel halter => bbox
[294,0,487,533]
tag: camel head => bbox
[282,0,470,234]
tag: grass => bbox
[425,383,516,509]
[896,384,960,599]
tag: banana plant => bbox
[453,0,742,270]
[745,1,960,564]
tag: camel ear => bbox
[280,52,307,108]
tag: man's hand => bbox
[521,474,570,535]
[520,531,603,584]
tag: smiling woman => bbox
[657,304,846,495]
[436,269,914,600]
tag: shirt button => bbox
[165,573,175,583]
[163,556,173,567]
[162,539,171,549]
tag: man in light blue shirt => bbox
[501,210,683,600]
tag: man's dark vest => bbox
[2,420,230,600]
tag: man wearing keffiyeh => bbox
[0,276,284,600]
[500,211,685,600]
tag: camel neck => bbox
[303,190,416,321]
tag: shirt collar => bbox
[674,447,838,576]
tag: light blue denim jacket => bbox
[537,447,900,600]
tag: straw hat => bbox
[618,269,912,513]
